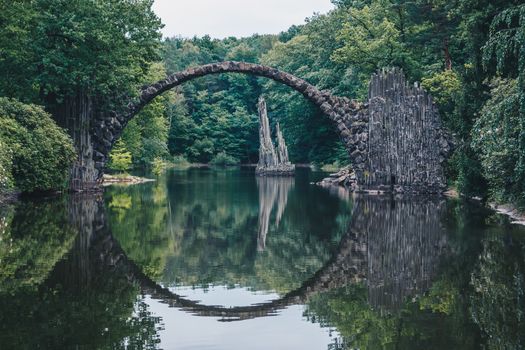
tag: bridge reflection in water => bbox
[53,191,449,321]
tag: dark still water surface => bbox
[1,167,525,349]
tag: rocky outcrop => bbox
[316,166,357,189]
[360,68,452,193]
[276,123,290,165]
[255,97,295,176]
[255,97,278,171]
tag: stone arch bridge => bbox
[78,61,451,193]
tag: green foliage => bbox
[0,138,13,193]
[472,79,521,203]
[104,168,349,290]
[108,139,132,173]
[419,279,459,315]
[188,138,215,163]
[151,157,167,176]
[480,3,525,205]
[0,199,76,294]
[163,37,264,164]
[0,0,162,104]
[0,0,523,206]
[332,3,405,78]
[0,98,75,192]
[209,151,240,166]
[470,232,525,349]
[116,62,171,168]
[260,32,350,165]
[421,70,462,116]
[171,155,190,166]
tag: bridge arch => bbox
[87,63,452,194]
[91,61,365,181]
[101,229,367,322]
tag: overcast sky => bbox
[152,0,334,39]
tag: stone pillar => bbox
[276,122,290,165]
[256,96,278,171]
[255,96,295,176]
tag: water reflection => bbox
[0,197,162,349]
[353,196,449,311]
[1,169,525,349]
[256,176,294,251]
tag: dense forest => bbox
[0,0,524,205]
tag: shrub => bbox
[320,161,343,172]
[0,98,75,192]
[152,157,167,176]
[172,155,190,166]
[0,137,13,193]
[209,151,240,166]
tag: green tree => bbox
[0,0,162,103]
[472,79,520,202]
[108,139,133,173]
[479,3,525,205]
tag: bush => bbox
[172,155,190,166]
[421,70,461,117]
[152,157,167,176]
[0,137,13,193]
[0,98,75,192]
[319,161,343,172]
[209,151,239,166]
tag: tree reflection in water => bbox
[0,196,162,349]
[1,170,525,349]
[306,196,525,350]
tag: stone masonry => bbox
[88,62,451,194]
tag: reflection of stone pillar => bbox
[350,195,449,312]
[256,177,294,251]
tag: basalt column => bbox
[50,91,100,191]
[255,96,295,176]
[359,68,452,193]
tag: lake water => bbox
[1,167,525,349]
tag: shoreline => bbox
[102,174,155,186]
[489,203,525,226]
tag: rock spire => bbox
[255,96,295,176]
